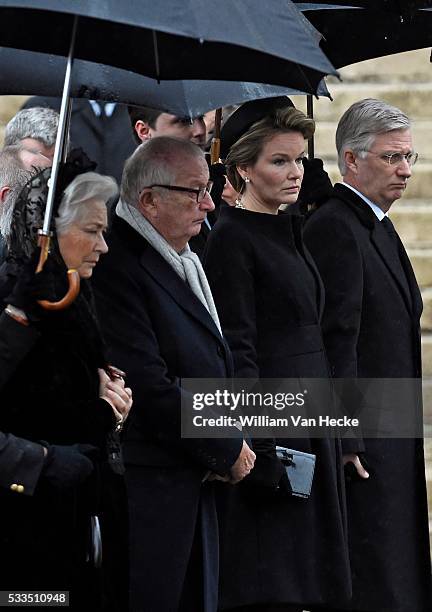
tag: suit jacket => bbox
[22,97,136,183]
[92,214,242,612]
[304,183,431,612]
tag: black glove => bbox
[5,249,65,321]
[209,162,227,213]
[299,157,333,208]
[40,443,97,490]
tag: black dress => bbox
[204,206,351,610]
[0,270,128,611]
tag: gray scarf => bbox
[117,199,222,335]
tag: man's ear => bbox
[138,188,158,218]
[344,150,359,174]
[135,120,152,142]
[0,186,11,204]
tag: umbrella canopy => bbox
[0,0,338,93]
[294,1,432,68]
[0,47,331,118]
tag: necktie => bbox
[381,216,399,243]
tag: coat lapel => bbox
[370,222,414,314]
[139,241,225,344]
[334,184,416,316]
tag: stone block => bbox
[407,249,432,286]
[0,95,29,129]
[391,205,432,246]
[421,290,432,332]
[338,48,432,84]
[305,84,432,123]
[422,335,432,377]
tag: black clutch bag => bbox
[276,446,316,499]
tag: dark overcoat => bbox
[22,97,136,183]
[203,206,352,609]
[303,183,432,612]
[0,273,128,611]
[92,214,243,612]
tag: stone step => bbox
[406,248,432,287]
[310,121,432,162]
[391,204,432,246]
[326,163,432,201]
[423,379,432,423]
[421,289,432,332]
[336,48,432,84]
[422,335,432,376]
[291,83,432,124]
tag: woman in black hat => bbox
[204,98,351,612]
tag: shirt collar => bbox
[342,182,387,220]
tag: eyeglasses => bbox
[145,182,213,203]
[364,151,419,167]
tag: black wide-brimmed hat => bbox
[220,96,294,159]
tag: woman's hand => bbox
[98,368,133,427]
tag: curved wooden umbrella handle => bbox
[36,234,80,310]
[37,269,80,311]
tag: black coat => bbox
[204,206,352,609]
[22,97,136,183]
[304,183,432,612]
[92,215,243,612]
[0,270,128,611]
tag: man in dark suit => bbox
[92,136,254,612]
[304,98,431,612]
[21,97,136,183]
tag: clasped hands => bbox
[98,367,133,428]
[207,440,256,484]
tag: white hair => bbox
[4,107,59,147]
[120,136,205,208]
[0,145,32,239]
[56,172,118,234]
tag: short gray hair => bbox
[121,136,205,208]
[0,145,32,239]
[336,98,411,175]
[4,107,59,147]
[56,172,118,234]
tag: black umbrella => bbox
[0,0,337,89]
[0,47,331,119]
[0,0,338,308]
[294,1,432,68]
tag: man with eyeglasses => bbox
[304,98,431,612]
[92,136,254,612]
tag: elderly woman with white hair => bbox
[0,154,132,610]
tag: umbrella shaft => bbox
[42,15,78,234]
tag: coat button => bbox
[217,345,223,357]
[10,483,18,492]
[16,485,25,494]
